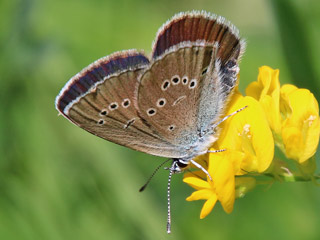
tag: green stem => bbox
[263,173,320,182]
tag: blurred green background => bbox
[1,0,320,239]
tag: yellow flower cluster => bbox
[183,66,320,219]
[246,67,320,164]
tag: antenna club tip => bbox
[166,224,171,234]
[139,185,146,192]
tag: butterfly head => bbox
[169,158,190,173]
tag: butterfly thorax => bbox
[185,126,217,150]
[170,130,219,173]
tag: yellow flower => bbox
[246,66,282,137]
[246,66,320,163]
[183,65,319,219]
[183,91,274,218]
[214,92,274,174]
[280,85,320,163]
[183,151,235,219]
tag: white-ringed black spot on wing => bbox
[122,98,131,108]
[171,75,180,85]
[201,67,208,75]
[147,108,157,116]
[100,109,108,116]
[161,80,170,91]
[109,102,118,111]
[182,76,188,85]
[98,119,105,125]
[189,79,197,89]
[168,125,175,131]
[156,98,166,107]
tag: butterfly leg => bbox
[207,149,226,153]
[190,159,212,181]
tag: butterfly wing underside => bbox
[137,12,245,152]
[55,50,182,158]
[137,42,216,149]
[55,11,246,159]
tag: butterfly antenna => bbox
[139,158,171,192]
[166,167,174,234]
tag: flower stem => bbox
[263,173,320,182]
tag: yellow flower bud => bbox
[235,177,257,198]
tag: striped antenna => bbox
[166,167,174,234]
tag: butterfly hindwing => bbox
[152,11,244,64]
[136,11,245,155]
[152,11,245,98]
[137,42,216,150]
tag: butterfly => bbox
[55,10,245,233]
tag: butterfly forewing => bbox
[56,50,181,158]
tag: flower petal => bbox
[216,95,274,173]
[186,189,214,201]
[280,84,298,97]
[200,194,218,219]
[246,66,282,135]
[183,176,211,190]
[209,152,235,213]
[183,170,206,179]
[245,66,280,97]
[246,81,262,100]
